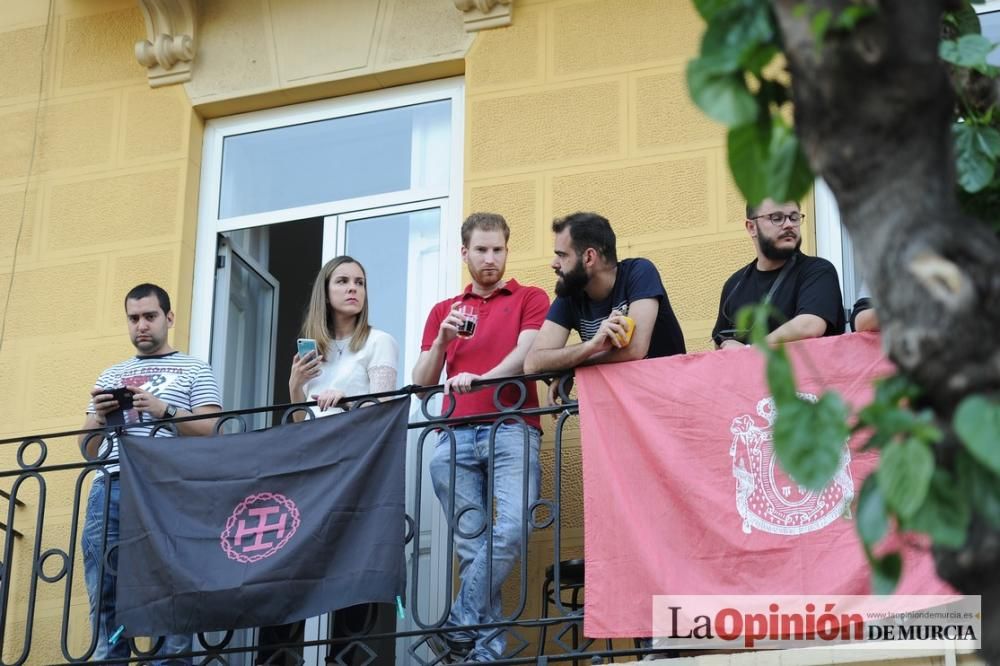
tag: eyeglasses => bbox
[750,211,805,226]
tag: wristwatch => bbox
[163,404,178,419]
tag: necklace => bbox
[333,338,349,357]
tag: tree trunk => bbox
[772,0,1000,661]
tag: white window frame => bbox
[189,77,466,361]
[812,178,853,307]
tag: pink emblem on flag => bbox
[220,492,301,563]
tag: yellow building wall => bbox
[0,1,201,661]
[461,0,816,645]
[0,0,835,662]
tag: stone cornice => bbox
[135,0,197,87]
[454,0,512,32]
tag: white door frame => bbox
[188,78,465,664]
[327,200,457,663]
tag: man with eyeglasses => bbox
[712,199,845,348]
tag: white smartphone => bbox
[296,338,318,359]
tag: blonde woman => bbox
[289,256,398,418]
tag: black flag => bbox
[115,397,409,635]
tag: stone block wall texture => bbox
[0,1,201,661]
[464,0,818,631]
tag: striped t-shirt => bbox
[86,351,221,474]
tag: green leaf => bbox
[871,552,902,595]
[687,58,759,127]
[874,374,922,405]
[940,34,996,74]
[810,9,832,45]
[904,469,970,549]
[772,393,849,490]
[956,449,1000,529]
[700,1,775,68]
[834,5,876,31]
[728,122,770,204]
[946,2,983,36]
[954,395,1000,477]
[857,476,889,546]
[975,126,1000,159]
[878,438,935,519]
[693,0,732,22]
[766,119,815,203]
[728,117,814,208]
[954,122,998,193]
[742,43,780,76]
[765,346,796,403]
[752,302,781,342]
[857,403,942,446]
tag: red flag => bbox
[577,333,952,638]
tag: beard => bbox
[758,227,802,262]
[554,262,589,298]
[469,263,504,288]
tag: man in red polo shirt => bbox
[413,212,549,662]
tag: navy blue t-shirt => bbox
[546,258,686,358]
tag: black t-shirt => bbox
[711,252,845,345]
[547,257,686,358]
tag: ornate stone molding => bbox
[135,0,197,87]
[454,0,512,32]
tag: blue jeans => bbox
[82,477,193,665]
[430,422,541,661]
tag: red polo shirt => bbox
[421,279,550,429]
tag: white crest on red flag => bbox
[729,396,855,536]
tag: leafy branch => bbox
[736,303,1000,593]
[692,0,1000,593]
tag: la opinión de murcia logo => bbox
[729,396,854,535]
[220,492,301,563]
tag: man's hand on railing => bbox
[442,372,484,395]
[545,375,575,419]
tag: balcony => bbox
[0,372,662,665]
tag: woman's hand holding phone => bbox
[289,343,322,401]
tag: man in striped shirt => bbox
[79,283,221,663]
[525,211,686,375]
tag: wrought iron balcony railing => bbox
[0,373,662,665]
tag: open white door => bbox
[211,233,280,430]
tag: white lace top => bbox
[303,328,399,418]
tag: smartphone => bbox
[297,338,318,359]
[98,386,134,411]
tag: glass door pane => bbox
[336,205,449,663]
[341,207,442,384]
[219,100,451,219]
[211,235,279,431]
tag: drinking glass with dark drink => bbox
[457,304,479,338]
